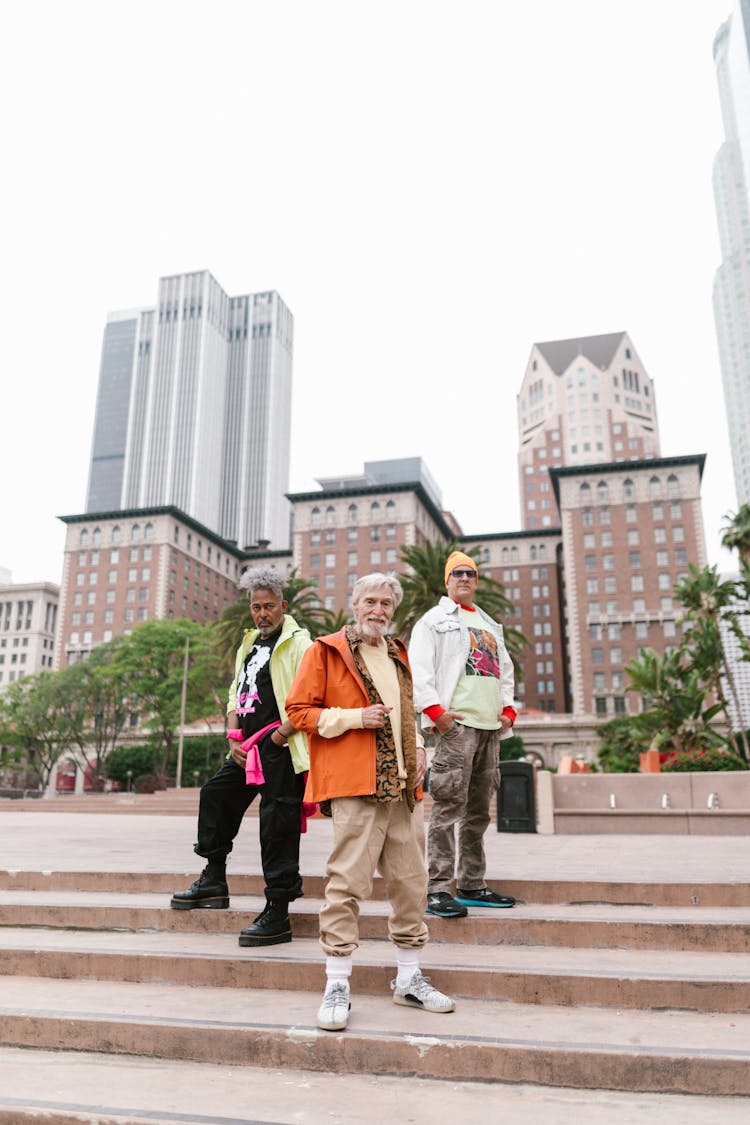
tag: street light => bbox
[126,770,133,793]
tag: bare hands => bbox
[362,704,392,729]
[230,744,248,768]
[434,711,464,734]
[498,714,512,731]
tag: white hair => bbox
[351,572,403,609]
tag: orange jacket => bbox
[285,627,412,804]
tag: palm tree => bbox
[676,565,750,763]
[721,503,750,567]
[392,540,526,661]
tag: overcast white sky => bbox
[0,0,741,584]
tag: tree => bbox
[54,639,130,782]
[675,565,750,763]
[624,646,727,757]
[0,672,73,791]
[721,503,750,566]
[393,541,526,662]
[111,619,221,778]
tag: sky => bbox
[0,0,742,584]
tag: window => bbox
[599,507,610,525]
[654,527,667,545]
[663,620,676,638]
[652,504,663,520]
[628,552,641,567]
[631,575,644,592]
[592,648,604,664]
[635,621,648,639]
[656,550,669,567]
[325,529,335,545]
[610,647,622,665]
[670,503,682,519]
[614,697,626,715]
[601,531,613,547]
[585,554,597,571]
[582,508,593,527]
[128,568,137,582]
[131,523,141,542]
[623,478,634,499]
[673,526,685,543]
[595,697,607,716]
[658,573,671,591]
[593,673,606,690]
[586,578,599,594]
[371,550,381,564]
[603,555,614,570]
[144,523,154,541]
[325,553,335,568]
[348,503,358,524]
[112,526,121,545]
[633,598,646,613]
[325,574,335,589]
[660,597,673,611]
[311,507,321,527]
[626,506,636,523]
[584,533,595,548]
[347,551,357,566]
[326,505,335,526]
[604,577,617,593]
[370,502,380,521]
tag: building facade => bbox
[551,455,707,718]
[0,582,59,690]
[713,4,750,508]
[56,508,245,668]
[86,271,294,550]
[517,332,661,529]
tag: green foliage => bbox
[110,618,222,777]
[0,672,73,789]
[595,716,650,774]
[721,503,750,566]
[661,747,747,772]
[105,735,227,788]
[498,734,525,762]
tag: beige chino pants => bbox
[319,795,429,957]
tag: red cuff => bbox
[502,706,517,725]
[424,704,445,723]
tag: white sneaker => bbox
[391,970,455,1013]
[317,979,351,1031]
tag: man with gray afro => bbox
[170,566,312,948]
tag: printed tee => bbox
[235,632,281,738]
[449,608,503,730]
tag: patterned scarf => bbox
[346,624,419,812]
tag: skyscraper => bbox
[516,331,661,529]
[86,271,294,549]
[713,3,750,508]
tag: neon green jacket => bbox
[227,614,312,774]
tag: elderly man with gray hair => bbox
[170,566,311,948]
[286,572,455,1032]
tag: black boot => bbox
[170,863,229,910]
[238,900,291,946]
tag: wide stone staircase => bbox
[0,854,749,1121]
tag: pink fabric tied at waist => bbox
[226,721,281,786]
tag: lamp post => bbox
[126,770,133,794]
[175,635,190,789]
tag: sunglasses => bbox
[450,568,477,579]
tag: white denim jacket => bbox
[408,596,516,735]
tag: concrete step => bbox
[1,975,749,1096]
[0,926,748,1013]
[1,866,748,907]
[2,888,749,951]
[3,1047,749,1125]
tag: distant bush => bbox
[661,747,747,773]
[499,734,525,762]
[595,717,649,773]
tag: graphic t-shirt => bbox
[449,609,502,730]
[235,632,281,738]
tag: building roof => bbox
[286,480,458,540]
[58,506,247,556]
[534,332,626,375]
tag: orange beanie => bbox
[444,551,478,584]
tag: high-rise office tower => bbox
[713,3,750,508]
[86,271,294,549]
[516,331,661,529]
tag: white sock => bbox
[325,955,352,988]
[395,947,420,988]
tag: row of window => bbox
[309,548,399,570]
[310,501,397,527]
[579,475,680,502]
[310,525,398,545]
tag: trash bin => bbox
[497,760,536,833]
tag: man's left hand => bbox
[498,714,512,731]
